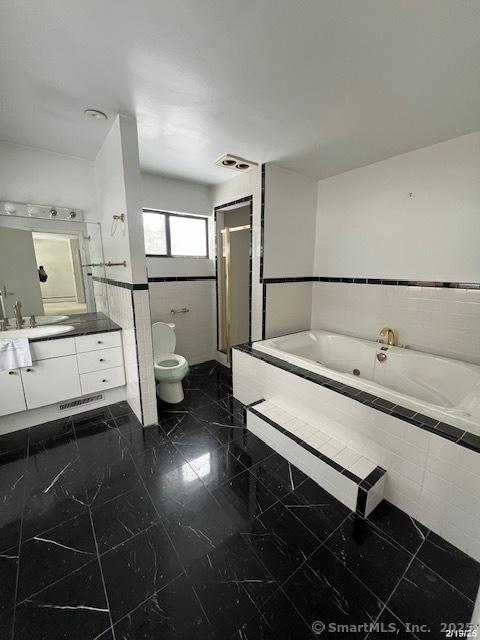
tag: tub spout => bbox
[379,327,397,346]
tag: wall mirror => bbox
[0,203,107,325]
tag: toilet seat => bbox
[154,353,187,370]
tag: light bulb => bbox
[3,202,17,215]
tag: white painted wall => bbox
[142,172,212,216]
[141,171,213,279]
[94,115,147,285]
[315,132,480,282]
[0,141,97,218]
[264,164,317,278]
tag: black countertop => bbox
[29,312,121,342]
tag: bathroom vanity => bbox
[0,313,126,431]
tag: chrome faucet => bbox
[379,327,397,346]
[14,300,24,329]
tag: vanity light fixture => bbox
[84,108,108,122]
[215,154,259,172]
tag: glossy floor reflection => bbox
[0,360,478,639]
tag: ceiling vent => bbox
[215,154,258,172]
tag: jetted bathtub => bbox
[252,330,480,434]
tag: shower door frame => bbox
[214,196,253,356]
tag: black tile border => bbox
[235,344,480,454]
[260,164,266,340]
[92,275,148,290]
[213,195,254,354]
[261,276,480,289]
[247,401,386,517]
[148,276,216,282]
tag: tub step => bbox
[246,399,386,516]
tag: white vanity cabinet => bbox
[0,330,125,417]
[0,369,27,415]
[21,355,82,409]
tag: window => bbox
[143,210,208,257]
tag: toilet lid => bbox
[152,322,176,355]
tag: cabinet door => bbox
[0,369,26,416]
[21,355,81,409]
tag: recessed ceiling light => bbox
[84,109,108,122]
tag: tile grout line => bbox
[88,507,116,639]
[10,427,30,640]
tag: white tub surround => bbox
[247,399,386,516]
[254,330,480,436]
[233,343,480,561]
[0,329,126,434]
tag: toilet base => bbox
[156,380,185,404]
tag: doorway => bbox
[32,232,87,315]
[215,197,252,356]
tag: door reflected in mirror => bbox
[0,212,106,322]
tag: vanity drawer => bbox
[77,347,123,374]
[30,338,76,361]
[75,331,122,353]
[80,366,125,395]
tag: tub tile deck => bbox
[0,360,478,639]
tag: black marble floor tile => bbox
[162,491,239,571]
[17,512,96,602]
[193,401,235,425]
[70,406,113,430]
[368,501,428,554]
[76,420,131,467]
[0,550,18,619]
[216,394,245,416]
[203,415,246,447]
[0,427,29,457]
[161,413,223,449]
[91,485,158,554]
[231,588,315,640]
[186,445,249,489]
[0,456,26,553]
[416,531,480,601]
[0,608,14,640]
[134,441,209,516]
[112,573,212,640]
[283,547,383,638]
[201,380,233,402]
[248,452,308,499]
[365,608,420,639]
[388,559,475,640]
[13,559,111,640]
[325,514,412,603]
[28,417,75,454]
[241,501,321,584]
[211,468,279,522]
[100,522,182,624]
[22,453,88,541]
[177,388,215,410]
[227,431,277,469]
[282,478,350,542]
[81,452,142,509]
[107,400,134,419]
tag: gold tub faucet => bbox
[379,327,397,346]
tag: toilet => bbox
[152,322,189,403]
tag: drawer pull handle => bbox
[8,370,17,375]
[99,358,105,362]
[102,379,107,383]
[26,368,33,372]
[97,340,103,344]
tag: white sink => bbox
[7,315,69,326]
[0,325,75,340]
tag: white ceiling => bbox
[1,1,479,185]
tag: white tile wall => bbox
[311,282,480,364]
[149,281,215,366]
[103,283,142,422]
[266,282,313,339]
[133,289,157,426]
[233,349,480,561]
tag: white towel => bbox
[0,338,32,373]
